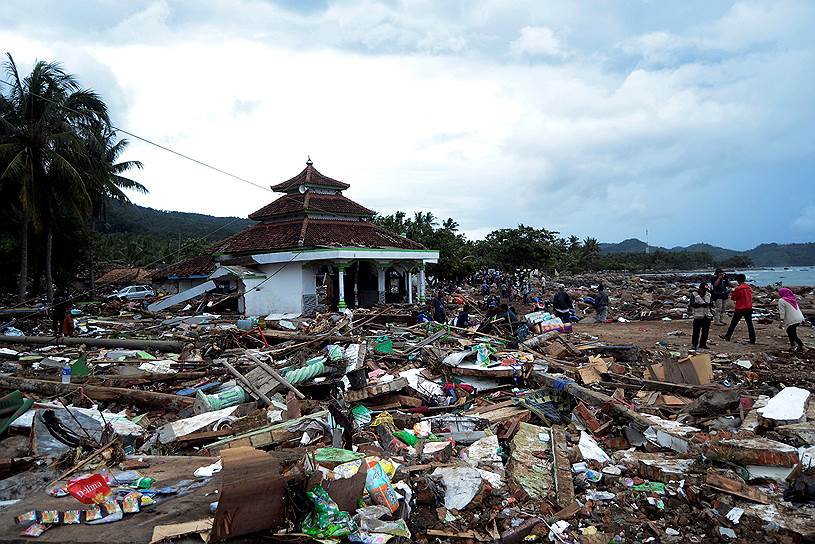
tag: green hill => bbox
[600,239,815,267]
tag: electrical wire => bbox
[0,76,368,319]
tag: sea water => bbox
[743,267,815,287]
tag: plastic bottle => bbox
[61,361,71,384]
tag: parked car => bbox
[107,285,155,300]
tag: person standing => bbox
[430,293,447,323]
[593,284,609,323]
[721,274,755,344]
[552,284,574,323]
[455,304,471,328]
[778,287,805,351]
[711,269,729,325]
[689,282,714,349]
[51,291,69,337]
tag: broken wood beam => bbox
[244,351,305,400]
[0,376,193,410]
[218,358,272,406]
[0,335,186,352]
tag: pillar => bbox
[353,264,359,307]
[377,264,387,304]
[406,270,413,304]
[418,265,426,303]
[337,265,347,309]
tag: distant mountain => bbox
[600,238,815,267]
[98,202,252,242]
[598,238,653,253]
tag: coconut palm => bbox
[0,53,110,302]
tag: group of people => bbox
[688,269,807,351]
[552,283,609,324]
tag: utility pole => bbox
[645,228,650,255]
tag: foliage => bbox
[0,53,145,300]
[373,211,476,281]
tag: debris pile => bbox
[0,278,813,543]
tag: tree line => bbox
[0,53,144,302]
[374,211,751,280]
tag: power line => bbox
[0,77,354,216]
[0,76,358,319]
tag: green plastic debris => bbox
[327,344,344,362]
[351,405,372,428]
[393,430,418,446]
[136,351,156,360]
[632,482,666,495]
[373,336,393,354]
[314,448,366,464]
[0,390,33,435]
[70,355,90,378]
[301,485,357,538]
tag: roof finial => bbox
[306,155,313,166]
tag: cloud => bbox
[1,0,814,249]
[511,26,568,58]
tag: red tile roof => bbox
[153,254,216,280]
[217,218,426,255]
[270,162,350,193]
[248,192,376,220]
[96,267,153,285]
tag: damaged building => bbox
[148,160,439,316]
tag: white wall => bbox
[242,262,304,316]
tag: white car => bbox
[108,285,155,301]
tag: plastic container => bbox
[346,368,368,390]
[61,362,71,385]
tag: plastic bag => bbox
[365,460,401,513]
[67,474,111,504]
[301,485,356,538]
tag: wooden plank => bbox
[705,473,769,504]
[343,377,408,402]
[551,426,575,508]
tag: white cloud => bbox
[511,26,568,58]
[1,0,814,247]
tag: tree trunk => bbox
[89,217,96,300]
[45,226,53,303]
[18,214,29,303]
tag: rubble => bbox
[0,275,813,543]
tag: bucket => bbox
[346,367,368,390]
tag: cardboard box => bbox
[663,354,712,385]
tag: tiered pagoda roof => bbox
[217,160,426,255]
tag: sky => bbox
[1,0,813,250]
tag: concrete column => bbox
[377,264,386,304]
[407,270,413,304]
[337,265,347,309]
[418,265,426,303]
[353,264,359,307]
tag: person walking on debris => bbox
[689,282,714,349]
[711,268,729,325]
[778,287,806,351]
[721,273,756,344]
[552,284,575,323]
[430,293,446,323]
[593,284,609,323]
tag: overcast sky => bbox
[2,0,813,249]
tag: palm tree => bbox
[83,131,146,296]
[0,53,110,302]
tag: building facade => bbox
[155,160,438,316]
